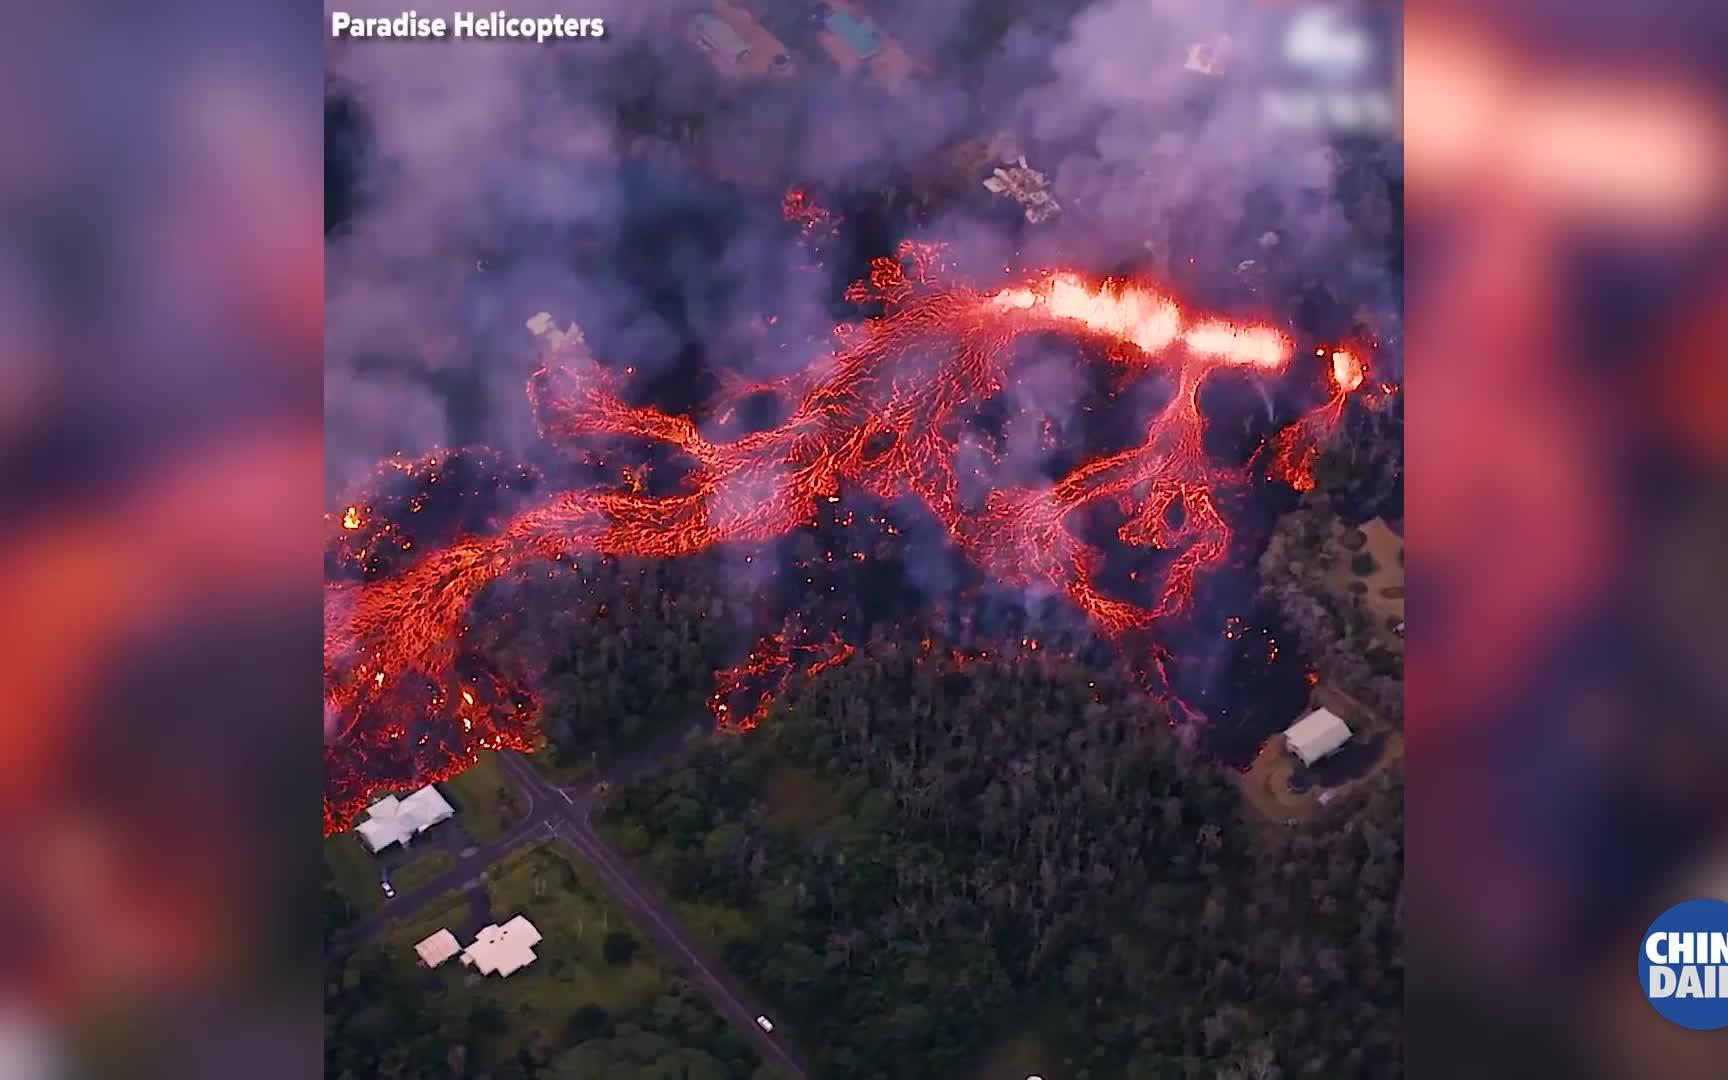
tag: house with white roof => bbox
[414,929,461,969]
[460,915,543,978]
[1283,707,1353,767]
[355,784,456,853]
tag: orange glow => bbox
[341,506,363,530]
[322,196,1362,832]
[1268,344,1373,491]
[1332,349,1366,394]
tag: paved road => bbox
[338,751,807,1079]
[495,753,809,1079]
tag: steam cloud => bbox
[322,0,1396,703]
[325,0,1378,476]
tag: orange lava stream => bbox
[324,214,1366,833]
[1268,347,1369,491]
[710,620,857,733]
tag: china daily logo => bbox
[1640,899,1728,1030]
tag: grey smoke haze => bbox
[1020,0,1351,272]
[324,0,1370,500]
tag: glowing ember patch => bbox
[461,690,475,706]
[342,506,364,530]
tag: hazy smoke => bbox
[322,0,1388,671]
[324,0,1368,483]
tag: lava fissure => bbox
[324,197,1368,834]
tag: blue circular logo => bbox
[1640,899,1728,1030]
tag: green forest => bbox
[600,646,1404,1078]
[468,553,749,775]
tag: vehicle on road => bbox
[380,877,395,899]
[756,1015,775,1033]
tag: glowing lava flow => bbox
[324,223,1366,833]
[1268,346,1368,492]
[710,620,856,733]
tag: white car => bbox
[380,879,396,899]
[755,1015,774,1033]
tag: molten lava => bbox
[323,196,1368,834]
[1269,346,1372,492]
[710,619,856,733]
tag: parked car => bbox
[380,878,396,899]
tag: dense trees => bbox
[1259,493,1404,728]
[470,553,750,771]
[601,645,1404,1078]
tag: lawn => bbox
[386,891,476,950]
[479,842,665,1015]
[391,850,458,895]
[1328,516,1405,651]
[442,751,524,844]
[325,832,384,917]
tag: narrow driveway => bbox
[338,814,553,945]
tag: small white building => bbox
[460,915,543,978]
[414,929,461,969]
[1283,707,1353,767]
[355,784,456,853]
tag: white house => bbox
[355,784,456,853]
[1283,707,1353,767]
[414,929,461,969]
[460,915,543,978]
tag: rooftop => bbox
[414,929,461,969]
[355,784,455,853]
[1284,707,1353,767]
[460,915,543,978]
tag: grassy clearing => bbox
[442,752,523,844]
[1327,517,1405,651]
[325,833,384,916]
[386,892,476,950]
[478,843,665,1015]
[391,850,458,895]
